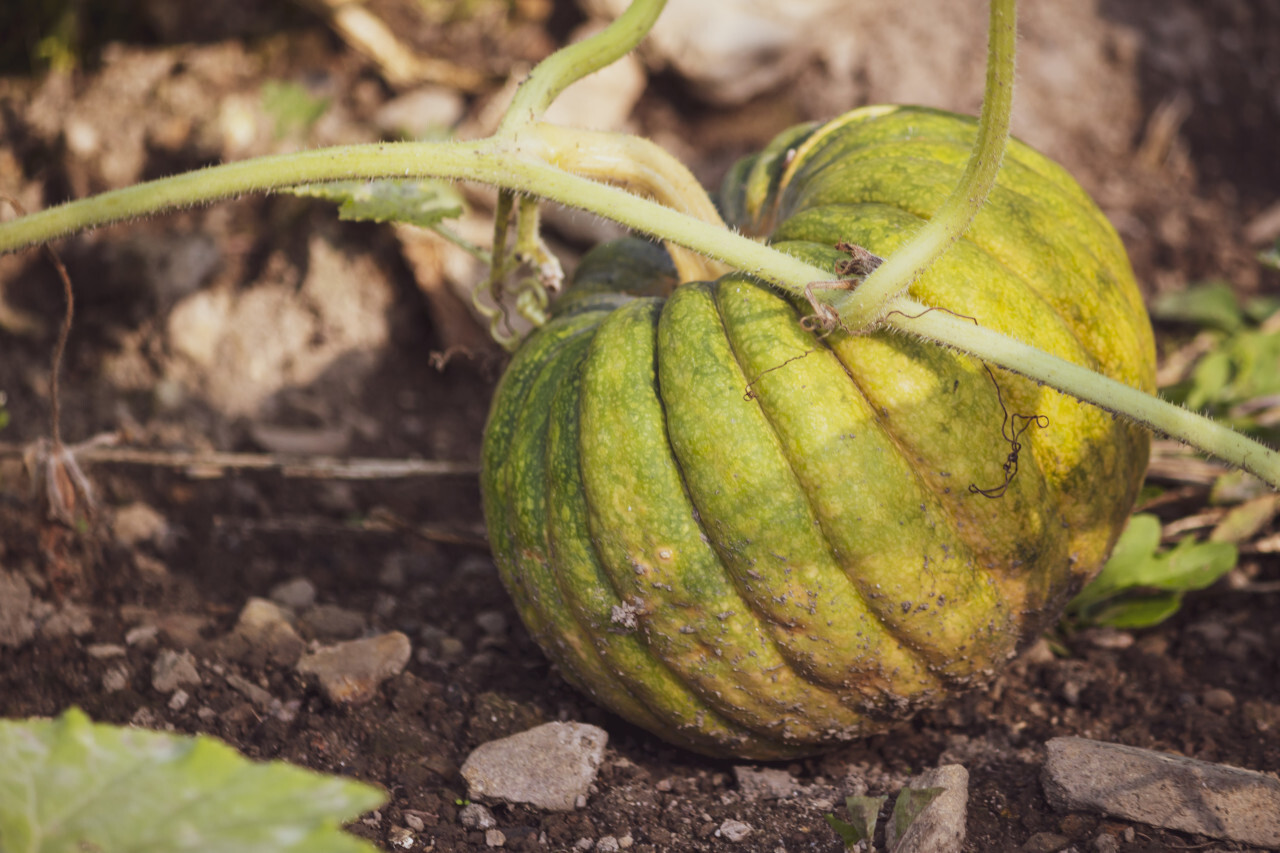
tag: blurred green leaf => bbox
[1151,281,1244,333]
[825,795,885,849]
[0,707,385,853]
[1159,282,1280,440]
[1066,514,1237,629]
[1260,239,1280,272]
[289,179,465,230]
[261,80,330,139]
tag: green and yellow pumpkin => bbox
[481,105,1155,759]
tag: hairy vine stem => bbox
[0,0,1276,488]
[826,0,1017,331]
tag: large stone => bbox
[296,631,412,705]
[461,722,608,811]
[886,764,969,853]
[1043,737,1280,848]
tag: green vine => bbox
[0,0,1278,489]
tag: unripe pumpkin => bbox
[482,106,1155,759]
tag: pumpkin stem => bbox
[825,0,1018,331]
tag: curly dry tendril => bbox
[797,241,1047,499]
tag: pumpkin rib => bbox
[542,341,784,756]
[496,322,679,735]
[580,298,871,745]
[710,275,1014,684]
[660,280,944,714]
[824,330,1066,634]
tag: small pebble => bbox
[295,632,412,705]
[718,819,752,842]
[404,814,424,831]
[1203,688,1236,711]
[734,766,798,800]
[112,502,171,549]
[486,829,507,847]
[596,836,620,853]
[102,665,130,692]
[476,611,508,636]
[87,643,127,659]
[151,648,201,693]
[459,803,496,829]
[269,578,317,611]
[461,722,608,811]
[168,688,190,710]
[387,826,414,849]
[1092,832,1119,853]
[125,624,159,647]
[574,839,593,851]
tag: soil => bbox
[1,2,1279,852]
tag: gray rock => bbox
[151,648,201,693]
[734,766,799,800]
[220,597,305,668]
[475,610,508,637]
[0,570,36,647]
[886,764,968,853]
[40,603,93,639]
[485,829,506,848]
[461,722,608,811]
[102,665,130,692]
[300,603,367,641]
[112,501,171,549]
[717,819,752,842]
[87,643,127,659]
[296,631,411,704]
[1043,736,1280,848]
[459,803,496,829]
[269,577,317,611]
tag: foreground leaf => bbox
[0,707,385,853]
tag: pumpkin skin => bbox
[481,106,1155,759]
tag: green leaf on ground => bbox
[1066,514,1237,629]
[0,707,385,853]
[824,795,885,849]
[289,179,465,230]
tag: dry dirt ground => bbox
[1,2,1279,852]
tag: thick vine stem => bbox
[826,0,1017,330]
[1,146,1275,488]
[886,297,1280,487]
[495,0,666,137]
